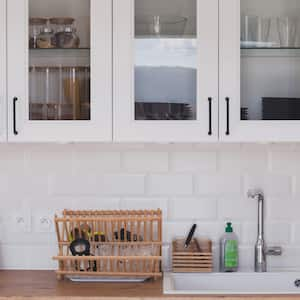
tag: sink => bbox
[164,272,300,295]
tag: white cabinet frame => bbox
[113,0,219,143]
[0,0,6,142]
[7,0,112,142]
[220,0,300,142]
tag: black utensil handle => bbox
[225,97,230,135]
[13,97,18,135]
[208,97,212,136]
[184,224,197,248]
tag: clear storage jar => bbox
[50,17,80,48]
[37,26,56,48]
[29,17,47,49]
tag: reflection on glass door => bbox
[241,0,300,121]
[29,0,90,121]
[134,0,197,121]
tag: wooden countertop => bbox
[0,271,299,299]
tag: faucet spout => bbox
[247,189,282,273]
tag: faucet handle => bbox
[247,188,264,199]
[266,246,282,256]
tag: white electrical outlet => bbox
[11,211,31,233]
[35,215,54,233]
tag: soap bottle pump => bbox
[220,222,239,272]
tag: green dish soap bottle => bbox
[220,222,239,272]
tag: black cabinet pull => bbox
[13,97,18,135]
[208,97,212,136]
[225,97,230,135]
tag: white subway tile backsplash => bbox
[293,224,300,244]
[169,197,217,220]
[268,247,300,268]
[242,222,291,246]
[122,152,168,172]
[95,175,145,195]
[170,152,217,172]
[217,197,257,221]
[243,174,292,197]
[73,151,121,173]
[120,197,168,218]
[0,143,299,270]
[164,221,218,243]
[270,152,300,174]
[147,174,193,195]
[50,174,145,196]
[269,198,300,220]
[195,174,241,196]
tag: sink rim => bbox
[163,271,300,295]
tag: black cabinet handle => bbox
[13,97,18,135]
[225,97,230,135]
[208,97,212,136]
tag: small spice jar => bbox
[50,17,80,48]
[29,17,47,49]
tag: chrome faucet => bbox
[247,189,282,272]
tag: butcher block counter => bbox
[0,271,299,300]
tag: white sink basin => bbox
[164,272,300,295]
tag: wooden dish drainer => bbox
[172,238,213,273]
[53,209,162,280]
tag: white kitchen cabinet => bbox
[113,0,219,142]
[220,0,300,142]
[7,0,112,142]
[0,0,6,142]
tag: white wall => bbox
[0,143,299,271]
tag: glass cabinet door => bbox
[0,0,6,142]
[220,0,300,141]
[114,0,218,142]
[7,0,112,142]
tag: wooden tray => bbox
[172,238,213,273]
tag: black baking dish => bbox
[262,97,300,120]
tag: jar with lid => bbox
[50,17,80,48]
[29,18,47,49]
[37,23,56,49]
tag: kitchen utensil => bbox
[277,17,298,47]
[241,15,271,47]
[184,224,197,248]
[69,238,91,256]
[135,15,187,36]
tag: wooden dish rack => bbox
[53,209,162,280]
[172,238,213,273]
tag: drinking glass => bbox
[277,17,298,47]
[241,15,271,47]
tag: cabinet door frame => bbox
[7,0,112,142]
[113,0,219,143]
[0,0,6,142]
[220,0,300,142]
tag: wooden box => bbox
[172,238,213,273]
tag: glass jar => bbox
[50,17,80,48]
[37,27,56,48]
[29,17,47,49]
